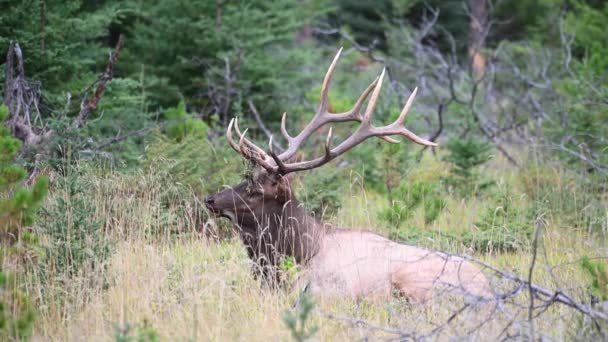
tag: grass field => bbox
[24,154,607,341]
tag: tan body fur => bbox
[300,228,491,302]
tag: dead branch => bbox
[73,34,125,129]
[3,42,50,150]
[247,100,284,152]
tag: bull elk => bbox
[205,49,491,302]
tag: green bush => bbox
[296,163,348,219]
[283,291,318,342]
[0,271,36,340]
[581,256,608,302]
[113,318,159,342]
[443,137,494,197]
[165,101,208,142]
[379,179,446,228]
[143,132,241,195]
[0,104,48,341]
[471,187,534,253]
[38,170,112,281]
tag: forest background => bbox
[1,0,607,340]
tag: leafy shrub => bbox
[143,132,242,237]
[576,257,608,341]
[581,256,608,302]
[296,163,349,219]
[520,164,607,234]
[379,179,446,228]
[0,271,36,340]
[164,101,208,142]
[471,187,534,253]
[113,318,159,342]
[144,132,240,195]
[38,170,112,281]
[390,185,533,254]
[1,105,49,244]
[0,104,48,340]
[283,291,318,342]
[443,137,494,197]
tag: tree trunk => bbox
[468,0,487,80]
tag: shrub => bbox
[0,271,36,340]
[471,186,534,253]
[0,105,49,244]
[38,169,112,282]
[283,291,318,342]
[581,256,608,302]
[164,101,208,142]
[443,137,494,197]
[379,179,446,228]
[0,104,48,340]
[296,163,349,219]
[113,318,159,342]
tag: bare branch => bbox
[73,34,125,129]
[247,100,284,152]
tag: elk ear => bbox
[275,174,295,202]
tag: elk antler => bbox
[226,48,437,175]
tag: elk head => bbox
[205,47,437,231]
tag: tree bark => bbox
[468,0,488,80]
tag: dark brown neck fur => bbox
[236,195,324,270]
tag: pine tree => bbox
[0,103,48,341]
[0,103,48,245]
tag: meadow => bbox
[23,147,607,341]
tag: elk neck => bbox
[237,194,325,266]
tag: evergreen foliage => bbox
[443,137,494,197]
[0,103,47,341]
[0,104,48,242]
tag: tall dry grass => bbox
[23,155,607,341]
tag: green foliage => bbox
[443,137,494,197]
[279,256,301,282]
[297,163,348,219]
[389,183,534,254]
[113,318,159,342]
[0,104,48,241]
[0,271,36,340]
[164,101,208,142]
[123,0,313,111]
[471,187,534,253]
[520,164,607,234]
[581,256,608,301]
[38,169,112,281]
[283,291,318,342]
[0,1,123,103]
[0,104,47,341]
[379,179,446,228]
[541,1,608,181]
[143,132,241,195]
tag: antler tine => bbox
[318,47,343,113]
[363,68,386,123]
[324,126,333,157]
[275,76,436,174]
[276,73,379,162]
[233,117,272,158]
[238,128,278,172]
[226,118,241,153]
[398,86,417,124]
[280,112,292,142]
[268,135,287,172]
